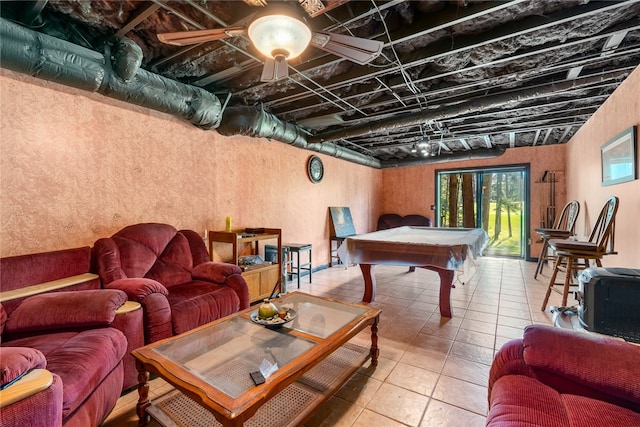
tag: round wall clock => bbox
[307,156,324,183]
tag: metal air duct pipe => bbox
[218,106,382,168]
[0,18,222,129]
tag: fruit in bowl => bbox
[258,299,278,319]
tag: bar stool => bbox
[285,243,312,288]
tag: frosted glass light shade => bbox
[248,14,312,59]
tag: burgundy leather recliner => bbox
[92,223,250,344]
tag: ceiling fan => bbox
[157,1,383,82]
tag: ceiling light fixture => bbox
[247,13,312,81]
[248,14,312,61]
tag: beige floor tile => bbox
[454,328,495,349]
[420,400,486,427]
[365,382,430,426]
[304,396,365,427]
[400,347,448,373]
[386,362,440,396]
[410,333,454,355]
[497,315,532,329]
[498,306,532,320]
[496,323,526,340]
[459,318,496,335]
[335,372,383,407]
[467,302,499,314]
[377,335,411,361]
[351,409,409,427]
[449,341,495,365]
[431,375,488,416]
[358,356,397,382]
[464,310,498,324]
[441,356,490,387]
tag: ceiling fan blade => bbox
[157,27,245,46]
[311,31,383,65]
[261,56,289,82]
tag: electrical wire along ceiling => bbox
[1,0,639,168]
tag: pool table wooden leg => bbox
[421,266,454,318]
[437,269,454,318]
[360,263,376,303]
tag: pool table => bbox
[337,226,489,317]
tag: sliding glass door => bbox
[436,165,529,258]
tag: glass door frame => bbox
[434,163,531,260]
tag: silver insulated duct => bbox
[0,18,223,129]
[218,106,382,168]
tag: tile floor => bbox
[102,257,572,427]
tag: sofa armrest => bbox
[4,290,127,334]
[192,262,242,283]
[192,262,249,309]
[488,337,533,401]
[105,277,168,301]
[0,368,63,427]
[523,325,640,405]
[0,369,55,408]
[105,278,172,344]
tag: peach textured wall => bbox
[381,144,568,260]
[2,65,637,268]
[566,66,640,268]
[0,69,383,267]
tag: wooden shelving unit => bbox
[208,228,282,303]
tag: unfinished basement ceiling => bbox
[2,0,639,167]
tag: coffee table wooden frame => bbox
[132,292,380,427]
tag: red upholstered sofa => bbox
[92,222,250,344]
[487,324,640,426]
[0,247,139,427]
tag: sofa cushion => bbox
[8,328,127,418]
[523,325,640,406]
[0,247,92,293]
[0,346,47,388]
[5,290,127,334]
[168,281,240,335]
[563,394,640,426]
[111,223,194,287]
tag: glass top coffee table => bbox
[132,292,381,427]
